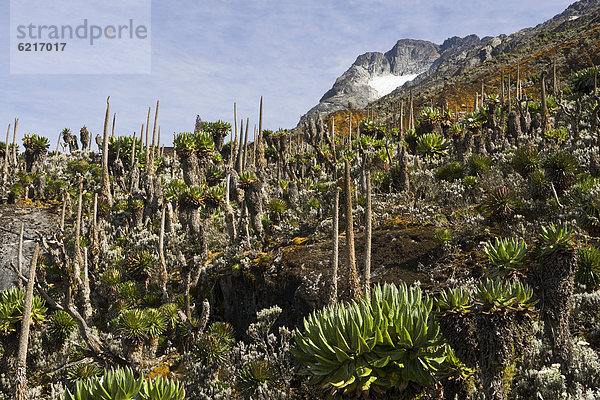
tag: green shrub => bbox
[64,367,142,400]
[526,169,550,200]
[464,108,487,129]
[68,160,90,175]
[48,310,78,341]
[467,154,492,176]
[144,308,167,339]
[206,165,224,186]
[434,228,453,244]
[268,199,287,217]
[474,279,536,312]
[544,127,568,143]
[174,132,196,153]
[236,360,279,399]
[239,171,258,189]
[359,119,386,137]
[576,247,600,289]
[292,283,448,398]
[203,120,231,138]
[117,281,142,307]
[435,162,465,182]
[194,322,235,366]
[437,288,472,315]
[108,136,143,166]
[100,269,122,290]
[180,185,204,208]
[480,187,518,220]
[0,287,46,335]
[462,176,478,189]
[568,177,600,236]
[139,376,186,400]
[308,197,320,210]
[112,309,150,343]
[194,132,215,154]
[22,133,50,152]
[512,146,539,177]
[64,366,185,400]
[173,131,215,155]
[67,363,103,383]
[568,66,600,95]
[164,179,186,203]
[418,107,442,124]
[205,183,226,208]
[543,151,579,192]
[123,251,155,282]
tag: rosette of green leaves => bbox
[419,107,442,124]
[416,133,448,158]
[0,288,46,335]
[64,367,144,400]
[195,131,215,155]
[204,183,226,208]
[568,66,600,95]
[437,288,472,315]
[139,376,185,400]
[512,146,539,177]
[180,185,205,208]
[576,246,600,289]
[292,283,447,397]
[474,279,536,312]
[568,177,600,235]
[22,133,50,152]
[359,119,386,137]
[483,238,528,279]
[239,171,258,189]
[537,223,576,258]
[174,132,196,153]
[480,187,518,220]
[48,310,77,341]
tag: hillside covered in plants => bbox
[2,3,600,400]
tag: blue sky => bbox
[1,0,575,147]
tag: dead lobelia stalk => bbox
[14,243,40,400]
[363,169,372,297]
[100,97,113,207]
[344,160,361,300]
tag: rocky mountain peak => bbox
[300,35,487,124]
[300,0,600,126]
[383,39,440,75]
[301,39,446,123]
[440,34,481,55]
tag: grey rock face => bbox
[0,206,57,291]
[301,39,444,123]
[378,0,600,105]
[300,36,481,124]
[300,0,600,125]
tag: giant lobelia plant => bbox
[292,282,448,398]
[437,280,537,400]
[535,223,578,377]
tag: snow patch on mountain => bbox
[367,74,419,97]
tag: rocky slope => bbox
[300,36,482,123]
[0,205,57,291]
[372,0,600,112]
[301,0,600,124]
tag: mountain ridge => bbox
[300,36,481,124]
[299,0,600,126]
